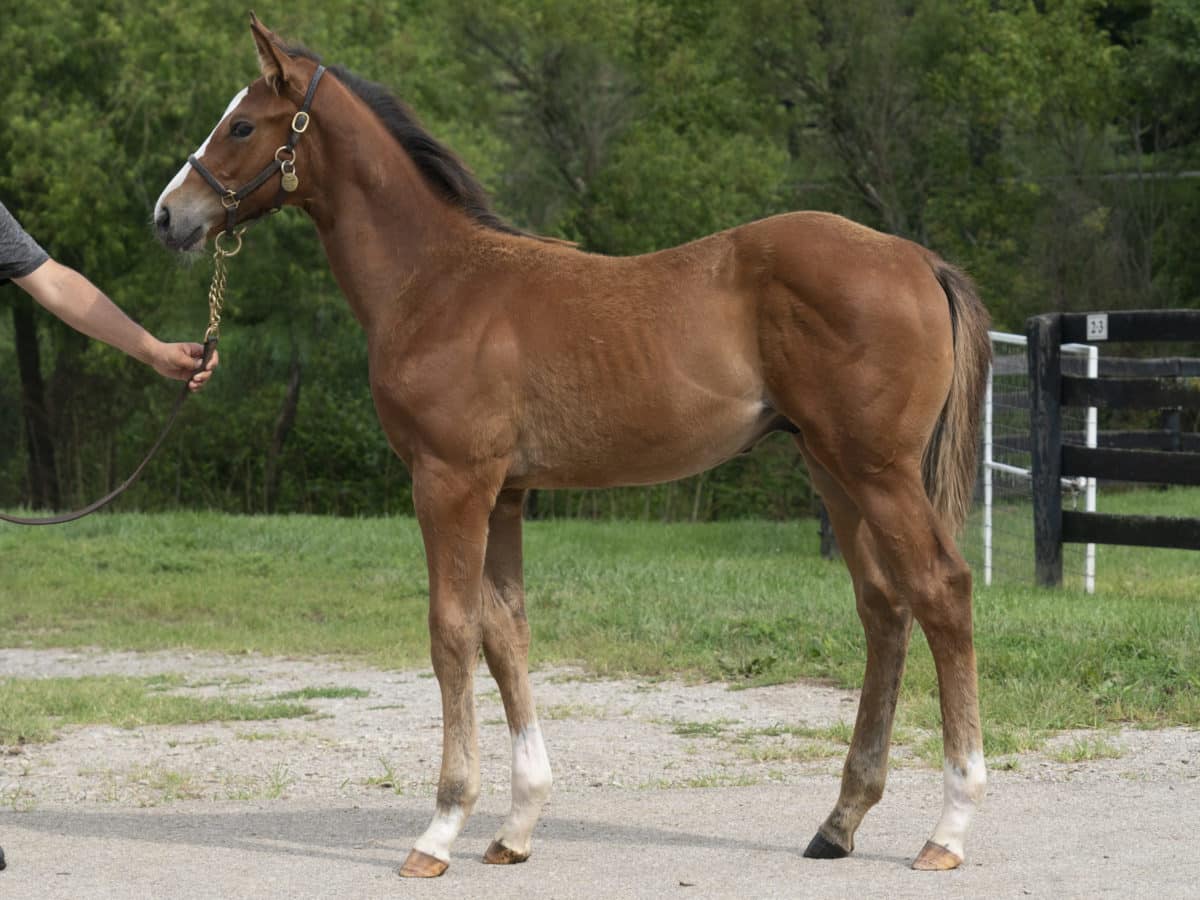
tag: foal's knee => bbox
[482,578,530,653]
[429,606,482,673]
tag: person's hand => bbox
[152,341,219,391]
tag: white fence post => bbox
[982,331,1099,590]
[984,362,994,587]
[1085,345,1098,594]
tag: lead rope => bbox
[0,234,242,526]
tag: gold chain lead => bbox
[205,229,244,342]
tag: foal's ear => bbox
[249,11,298,94]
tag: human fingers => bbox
[188,350,219,391]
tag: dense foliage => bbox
[2,0,1197,518]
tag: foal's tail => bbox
[922,261,992,536]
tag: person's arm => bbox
[15,258,217,391]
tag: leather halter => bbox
[188,65,326,234]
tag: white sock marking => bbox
[155,87,249,218]
[413,806,466,863]
[495,722,552,854]
[929,751,987,858]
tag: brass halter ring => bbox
[214,228,245,257]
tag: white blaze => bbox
[154,87,249,218]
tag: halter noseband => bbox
[188,65,326,235]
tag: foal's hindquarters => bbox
[751,214,990,869]
[395,211,989,876]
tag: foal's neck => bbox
[301,91,471,335]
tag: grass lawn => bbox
[1,487,1197,756]
[0,675,312,745]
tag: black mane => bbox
[284,44,539,240]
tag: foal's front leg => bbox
[480,489,552,865]
[400,463,500,878]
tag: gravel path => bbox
[2,648,1198,898]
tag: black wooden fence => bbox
[1027,309,1200,587]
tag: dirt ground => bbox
[1,648,1198,898]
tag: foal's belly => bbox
[504,303,779,488]
[508,389,780,490]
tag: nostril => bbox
[156,205,170,230]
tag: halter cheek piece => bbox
[188,64,326,236]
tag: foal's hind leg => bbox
[846,471,986,870]
[800,458,913,860]
[479,489,553,865]
[400,461,503,878]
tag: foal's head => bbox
[154,14,322,252]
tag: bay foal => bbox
[155,16,991,877]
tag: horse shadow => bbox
[1,801,909,869]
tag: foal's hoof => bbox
[911,840,963,871]
[803,832,850,859]
[399,849,449,878]
[483,840,530,865]
[0,846,6,871]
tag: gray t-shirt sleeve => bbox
[0,200,50,285]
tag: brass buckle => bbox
[291,111,311,133]
[220,191,240,210]
[274,145,296,163]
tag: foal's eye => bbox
[230,120,255,139]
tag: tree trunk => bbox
[264,355,302,513]
[817,498,840,561]
[690,473,707,522]
[12,301,59,510]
